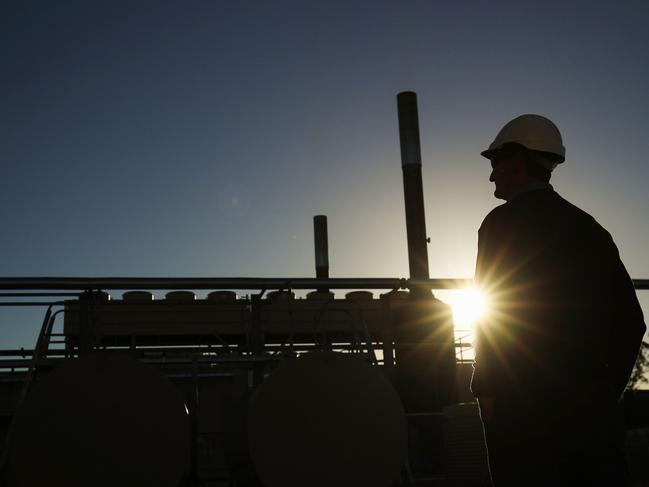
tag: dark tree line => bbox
[629,340,649,390]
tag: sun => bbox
[447,288,488,330]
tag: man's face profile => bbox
[489,152,516,200]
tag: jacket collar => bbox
[507,182,554,201]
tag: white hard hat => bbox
[481,114,566,165]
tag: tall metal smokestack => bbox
[394,95,455,417]
[397,91,430,293]
[313,215,329,292]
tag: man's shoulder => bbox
[480,190,609,233]
[549,193,611,236]
[479,188,558,222]
[479,203,509,230]
[478,195,530,230]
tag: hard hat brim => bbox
[480,149,496,160]
[480,145,565,164]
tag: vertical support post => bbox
[78,290,99,356]
[313,215,329,293]
[380,294,396,380]
[397,91,430,297]
[190,358,199,484]
[250,293,265,387]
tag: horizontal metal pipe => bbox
[0,277,646,291]
[0,277,454,290]
[0,355,276,370]
[0,293,79,298]
[633,279,649,289]
[0,341,476,358]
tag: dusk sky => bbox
[2,1,648,350]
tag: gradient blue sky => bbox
[2,1,648,349]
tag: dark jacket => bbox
[471,188,645,407]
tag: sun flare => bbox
[447,288,488,330]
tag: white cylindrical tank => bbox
[247,352,407,487]
[7,355,191,487]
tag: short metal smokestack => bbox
[313,215,329,292]
[397,91,430,294]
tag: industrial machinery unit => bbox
[0,278,483,487]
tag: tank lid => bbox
[266,290,295,300]
[165,291,196,301]
[306,291,335,301]
[345,291,373,301]
[122,291,154,301]
[207,290,238,301]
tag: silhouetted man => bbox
[472,115,646,486]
